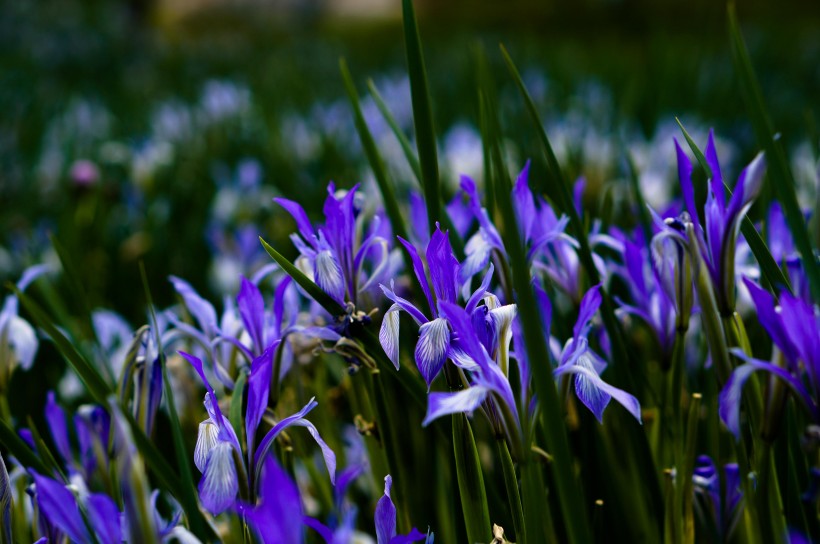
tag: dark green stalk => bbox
[340,59,411,248]
[452,412,492,542]
[367,79,422,184]
[728,6,820,302]
[682,393,702,544]
[497,438,525,542]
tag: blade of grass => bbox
[402,0,442,238]
[452,412,492,542]
[484,95,592,544]
[675,118,792,295]
[625,152,654,245]
[727,5,820,302]
[367,79,422,184]
[340,59,411,248]
[139,263,214,541]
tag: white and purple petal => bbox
[422,386,489,426]
[198,441,239,515]
[414,318,451,388]
[380,304,402,370]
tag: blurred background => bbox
[1,0,818,323]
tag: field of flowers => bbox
[1,0,819,542]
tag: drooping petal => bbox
[464,263,494,315]
[290,419,337,485]
[555,352,642,424]
[198,441,239,515]
[6,315,37,371]
[241,455,304,544]
[414,318,451,388]
[380,304,402,370]
[194,421,219,473]
[380,282,429,326]
[460,231,493,287]
[254,398,319,472]
[720,351,817,439]
[375,475,397,544]
[87,493,122,544]
[169,276,218,336]
[422,387,489,426]
[179,351,239,449]
[742,278,798,364]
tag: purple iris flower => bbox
[765,203,812,302]
[692,455,743,540]
[29,470,122,544]
[457,163,573,289]
[182,349,335,516]
[614,232,678,360]
[166,272,296,389]
[420,301,521,444]
[719,278,820,438]
[379,226,494,387]
[674,131,766,315]
[554,285,642,424]
[275,183,395,310]
[245,455,427,544]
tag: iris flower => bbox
[182,350,335,516]
[0,264,52,381]
[554,285,642,424]
[275,183,395,310]
[379,226,493,387]
[241,455,426,544]
[674,131,766,315]
[719,278,820,438]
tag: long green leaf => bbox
[452,413,491,543]
[498,45,639,393]
[482,87,592,544]
[675,118,793,295]
[367,79,422,183]
[259,237,344,316]
[728,6,820,302]
[139,264,214,541]
[12,285,111,404]
[402,0,441,237]
[340,58,411,247]
[0,418,50,475]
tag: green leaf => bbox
[728,6,820,302]
[452,413,491,543]
[367,79,422,184]
[340,58,411,247]
[675,118,793,296]
[624,152,654,245]
[139,263,214,541]
[0,452,12,544]
[0,418,50,475]
[12,285,112,404]
[230,370,248,451]
[259,237,344,316]
[402,0,441,237]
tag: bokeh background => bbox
[2,0,818,321]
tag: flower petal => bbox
[314,247,346,304]
[555,354,642,424]
[169,276,218,336]
[242,455,303,544]
[87,493,122,544]
[237,276,266,354]
[422,386,489,426]
[274,197,316,247]
[198,441,239,515]
[675,138,700,228]
[30,471,89,543]
[246,343,277,457]
[194,421,219,473]
[414,318,451,388]
[375,475,397,544]
[380,304,401,370]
